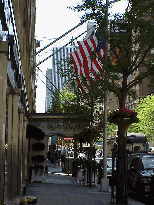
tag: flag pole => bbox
[104,0,109,180]
[100,0,109,192]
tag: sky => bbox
[35,0,129,113]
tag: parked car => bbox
[128,154,154,199]
[126,133,149,153]
[97,157,116,185]
[106,157,116,179]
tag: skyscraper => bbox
[45,22,96,112]
[45,68,53,112]
[52,47,76,90]
[45,47,76,112]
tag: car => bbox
[128,154,154,199]
[106,157,116,179]
[97,157,116,185]
[94,141,103,147]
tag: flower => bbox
[109,107,138,123]
[64,138,73,143]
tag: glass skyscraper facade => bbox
[45,46,76,112]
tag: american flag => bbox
[70,31,105,94]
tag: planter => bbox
[31,165,45,175]
[112,117,139,137]
[76,169,84,183]
[31,155,45,163]
[26,124,45,140]
[112,117,139,127]
[31,165,45,183]
[32,142,45,151]
[109,108,139,130]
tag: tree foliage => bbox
[48,87,91,115]
[128,94,154,141]
[68,0,154,109]
[48,89,63,113]
[107,122,118,137]
[66,2,154,202]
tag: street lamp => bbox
[103,1,129,204]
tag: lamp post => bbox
[102,2,129,204]
[101,0,109,192]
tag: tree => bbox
[48,87,91,115]
[69,0,154,109]
[67,1,154,204]
[48,89,63,113]
[107,122,118,137]
[128,94,154,141]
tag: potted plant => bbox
[109,107,139,126]
[31,155,45,163]
[26,124,45,140]
[32,142,45,151]
[31,165,44,176]
[64,138,73,147]
[72,157,87,181]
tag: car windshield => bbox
[142,157,154,169]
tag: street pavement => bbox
[23,160,146,205]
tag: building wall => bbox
[126,69,154,110]
[12,0,36,112]
[0,0,36,203]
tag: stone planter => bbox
[112,117,139,138]
[31,155,45,163]
[31,165,45,183]
[112,117,139,128]
[76,169,84,183]
[32,142,45,151]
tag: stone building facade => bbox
[0,0,36,204]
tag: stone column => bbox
[12,88,20,199]
[74,138,78,159]
[24,117,29,182]
[7,90,13,200]
[0,52,8,205]
[22,116,25,186]
[22,117,27,184]
[18,108,25,196]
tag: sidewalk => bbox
[24,161,145,205]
